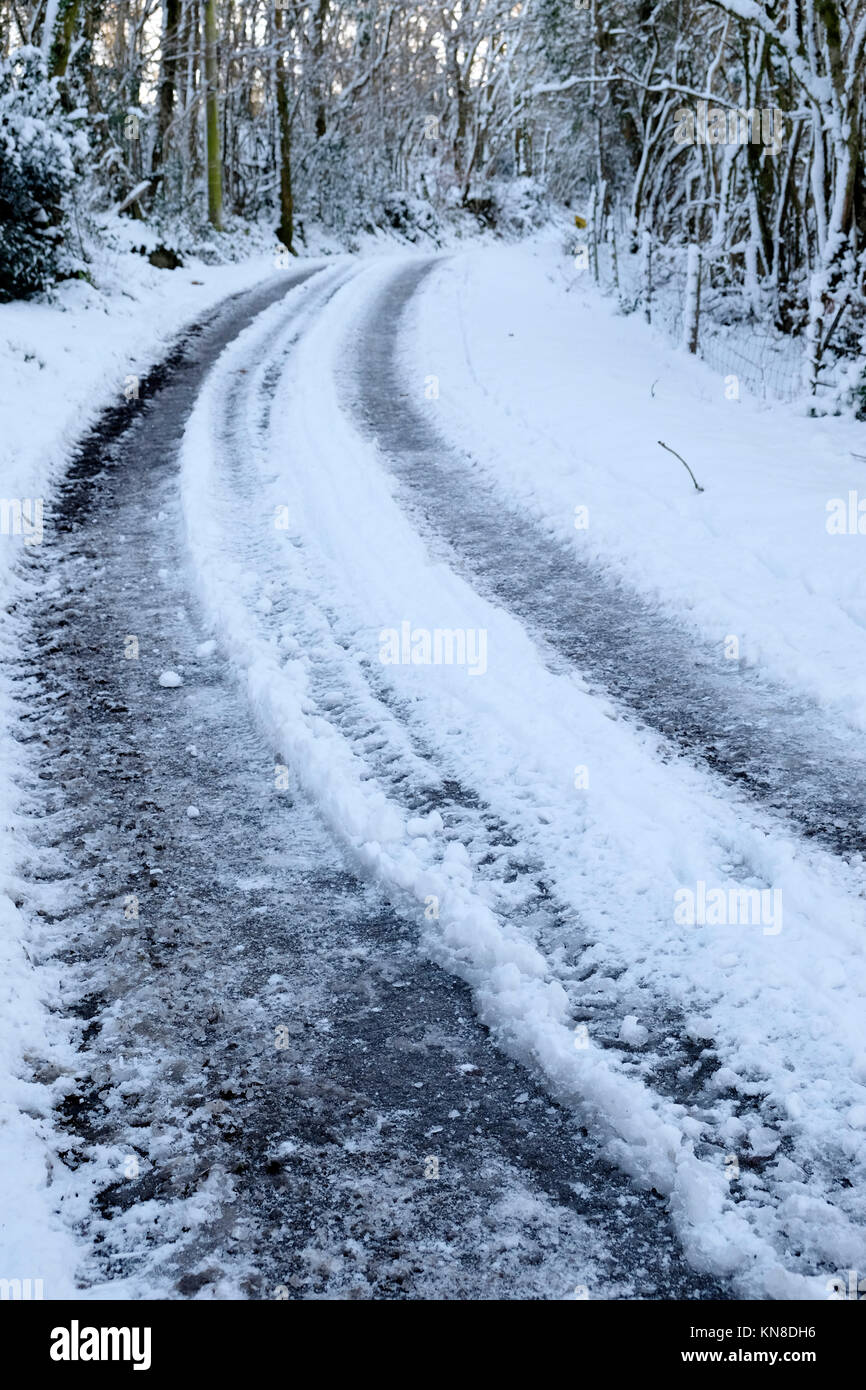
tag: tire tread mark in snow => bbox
[349,260,866,864]
[223,328,734,1112]
[205,270,791,1230]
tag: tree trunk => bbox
[310,0,328,139]
[153,0,181,175]
[46,0,83,79]
[274,2,294,253]
[204,0,222,229]
[182,0,199,207]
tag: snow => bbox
[404,236,866,732]
[618,1016,649,1047]
[175,250,866,1294]
[5,230,866,1298]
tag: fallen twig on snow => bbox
[657,440,704,493]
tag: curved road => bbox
[14,267,724,1300]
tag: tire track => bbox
[8,266,723,1300]
[347,259,866,866]
[187,263,843,1289]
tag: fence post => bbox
[609,216,620,293]
[584,185,595,283]
[641,227,652,323]
[802,274,823,397]
[683,243,701,354]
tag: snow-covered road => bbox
[9,262,713,1300]
[7,242,866,1299]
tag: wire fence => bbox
[698,327,807,402]
[591,232,843,406]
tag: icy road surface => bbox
[13,265,716,1300]
[9,248,866,1299]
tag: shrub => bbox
[0,47,85,301]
